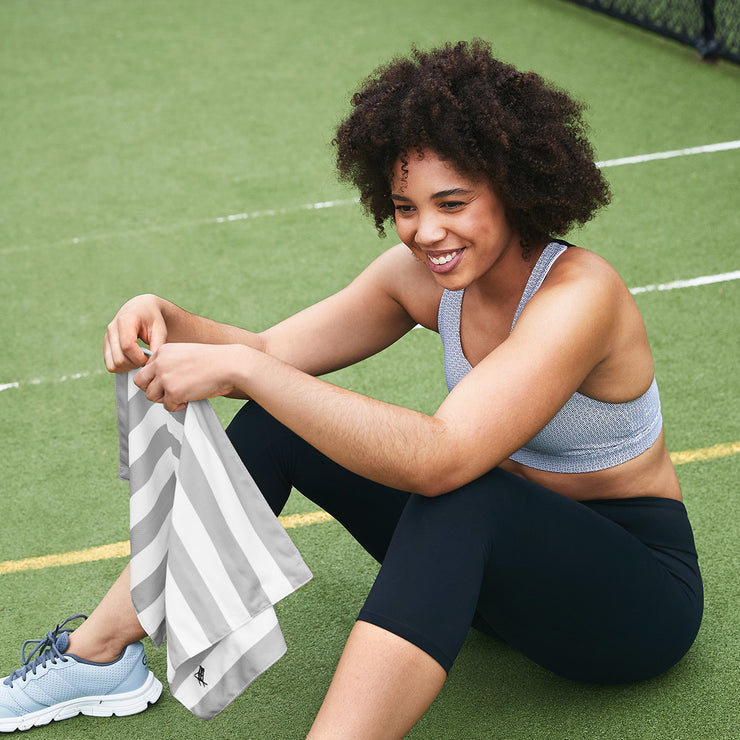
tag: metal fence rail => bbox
[563,0,740,63]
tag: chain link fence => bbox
[563,0,740,63]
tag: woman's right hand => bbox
[104,294,169,373]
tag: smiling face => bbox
[391,149,522,291]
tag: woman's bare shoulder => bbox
[539,245,633,310]
[367,243,445,331]
[551,246,625,285]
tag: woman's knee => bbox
[226,402,298,463]
[399,467,527,538]
[226,402,295,514]
[227,401,286,444]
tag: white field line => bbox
[1,140,737,391]
[1,269,738,394]
[629,270,740,294]
[212,198,358,224]
[1,140,739,256]
[0,370,101,393]
[595,140,740,168]
[0,198,360,256]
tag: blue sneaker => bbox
[0,615,162,732]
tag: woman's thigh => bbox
[473,488,702,683]
[228,404,702,683]
[360,468,701,683]
[226,401,409,563]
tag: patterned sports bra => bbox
[437,242,663,473]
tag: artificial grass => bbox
[1,0,738,737]
[2,454,738,739]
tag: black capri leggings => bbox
[226,402,703,684]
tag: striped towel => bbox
[115,370,312,719]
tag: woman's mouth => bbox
[427,248,465,273]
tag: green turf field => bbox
[1,0,739,737]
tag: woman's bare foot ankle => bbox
[62,564,148,663]
[65,627,128,663]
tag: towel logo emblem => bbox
[194,665,208,687]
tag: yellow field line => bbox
[1,443,737,577]
[669,440,740,466]
[0,542,133,576]
[0,511,334,576]
[279,510,334,529]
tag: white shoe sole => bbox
[0,671,163,732]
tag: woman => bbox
[0,41,701,738]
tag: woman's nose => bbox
[414,212,446,246]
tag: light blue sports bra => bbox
[437,242,663,473]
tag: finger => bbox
[121,336,150,369]
[144,380,164,405]
[104,325,125,372]
[105,322,145,373]
[133,363,154,392]
[148,317,168,354]
[103,334,115,373]
[163,398,188,413]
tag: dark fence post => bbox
[697,0,719,59]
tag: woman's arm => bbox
[135,264,620,496]
[103,293,262,373]
[104,245,428,377]
[256,246,428,376]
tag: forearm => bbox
[158,297,266,352]
[146,244,425,377]
[231,345,451,495]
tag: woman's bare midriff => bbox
[498,429,683,502]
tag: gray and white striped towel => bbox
[116,370,312,719]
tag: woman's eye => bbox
[440,201,464,210]
[394,204,415,214]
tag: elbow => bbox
[404,465,465,498]
[400,426,476,497]
[403,450,501,497]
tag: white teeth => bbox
[429,251,458,265]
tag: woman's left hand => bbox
[134,343,244,412]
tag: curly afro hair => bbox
[334,39,611,248]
